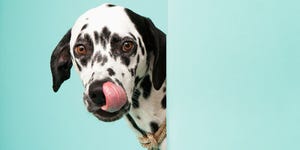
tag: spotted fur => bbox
[50,3,166,150]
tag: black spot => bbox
[80,58,87,66]
[110,33,122,53]
[140,75,152,98]
[132,89,141,108]
[81,24,88,31]
[107,4,115,7]
[75,60,82,71]
[76,33,82,41]
[129,32,136,40]
[129,68,135,77]
[126,114,146,136]
[135,76,141,86]
[111,33,121,43]
[137,55,140,64]
[87,72,95,88]
[91,60,94,67]
[115,79,123,88]
[163,87,166,92]
[102,27,111,41]
[134,64,138,75]
[92,52,100,66]
[101,55,108,66]
[121,56,130,66]
[136,115,141,120]
[138,37,145,55]
[94,31,100,44]
[97,53,103,63]
[100,36,106,48]
[107,68,115,76]
[150,121,159,133]
[161,95,166,109]
[100,27,111,49]
[122,73,125,77]
[109,52,114,58]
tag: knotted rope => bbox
[138,119,166,150]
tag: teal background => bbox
[0,0,166,150]
[1,0,300,150]
[169,0,300,150]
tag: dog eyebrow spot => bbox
[107,68,115,76]
[129,32,136,40]
[76,33,82,40]
[110,33,122,46]
[81,24,88,31]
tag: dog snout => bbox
[88,80,106,106]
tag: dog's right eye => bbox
[75,45,87,55]
[122,41,135,53]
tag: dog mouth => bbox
[83,81,131,122]
[84,95,131,122]
[91,101,130,122]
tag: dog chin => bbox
[89,101,131,122]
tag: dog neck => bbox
[126,71,166,137]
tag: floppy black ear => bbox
[125,9,166,90]
[50,29,72,92]
[147,19,166,90]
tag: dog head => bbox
[50,4,165,122]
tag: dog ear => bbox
[125,9,166,90]
[50,29,73,92]
[146,19,166,90]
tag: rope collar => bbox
[138,119,166,149]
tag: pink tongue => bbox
[101,81,127,113]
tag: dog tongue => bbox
[101,81,127,113]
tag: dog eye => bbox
[75,45,87,55]
[122,41,134,52]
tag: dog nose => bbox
[88,81,106,106]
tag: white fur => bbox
[69,4,166,150]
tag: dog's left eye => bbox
[75,45,87,55]
[122,41,135,52]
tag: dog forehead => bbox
[71,4,136,39]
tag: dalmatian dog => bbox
[50,3,166,150]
